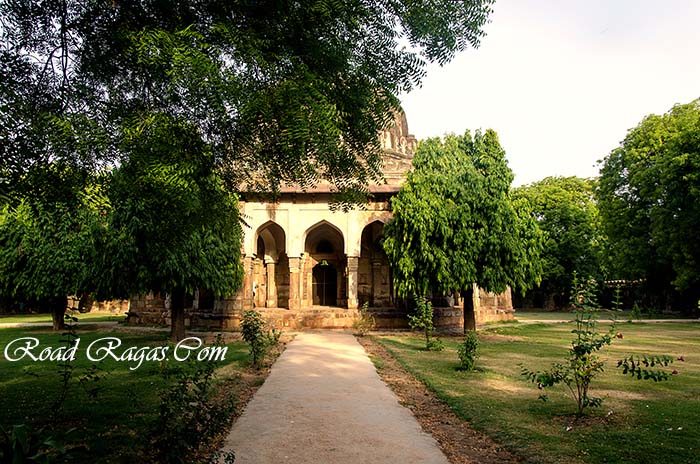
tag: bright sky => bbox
[400,0,700,186]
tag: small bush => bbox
[522,274,676,416]
[353,302,375,336]
[151,335,234,463]
[612,284,623,311]
[0,424,73,463]
[241,310,281,368]
[427,338,444,351]
[409,295,443,350]
[241,310,269,368]
[457,330,479,371]
[267,326,281,346]
[630,302,642,321]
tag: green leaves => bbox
[1,1,497,323]
[384,130,543,299]
[407,294,441,350]
[456,330,480,371]
[241,310,279,368]
[513,177,602,306]
[522,276,678,416]
[0,176,105,302]
[2,0,496,199]
[100,114,244,299]
[598,99,700,295]
[617,355,675,381]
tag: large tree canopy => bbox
[0,1,495,335]
[383,131,543,330]
[597,100,700,308]
[1,0,496,196]
[513,176,602,309]
[0,163,105,329]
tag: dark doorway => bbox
[312,263,337,306]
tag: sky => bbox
[399,0,700,186]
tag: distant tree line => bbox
[514,99,700,314]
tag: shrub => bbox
[521,275,614,415]
[457,330,480,371]
[151,335,235,463]
[630,302,642,321]
[267,326,281,347]
[408,295,443,351]
[612,284,623,311]
[241,310,269,368]
[427,338,444,351]
[522,274,676,416]
[0,424,73,463]
[353,302,375,336]
[241,310,281,368]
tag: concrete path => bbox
[221,332,450,464]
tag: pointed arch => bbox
[255,221,286,262]
[360,219,386,258]
[253,221,289,309]
[301,220,347,308]
[359,220,393,307]
[303,220,345,255]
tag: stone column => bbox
[265,260,277,308]
[346,256,359,309]
[241,256,254,310]
[371,260,383,307]
[288,257,301,310]
[305,257,313,307]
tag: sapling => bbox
[408,295,443,351]
[521,274,678,416]
[353,302,375,336]
[457,330,480,371]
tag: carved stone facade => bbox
[129,111,514,330]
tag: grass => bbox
[375,321,699,464]
[0,324,256,462]
[0,311,126,324]
[515,309,696,323]
[515,310,576,322]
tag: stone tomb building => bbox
[129,112,514,330]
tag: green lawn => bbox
[515,309,694,323]
[0,311,126,324]
[375,322,699,464]
[0,325,255,462]
[515,310,576,322]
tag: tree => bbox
[1,0,496,195]
[95,115,244,341]
[597,100,700,311]
[1,1,496,337]
[0,164,105,330]
[513,176,603,309]
[383,131,543,331]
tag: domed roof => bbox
[275,110,417,194]
[379,110,417,187]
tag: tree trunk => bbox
[545,292,557,311]
[170,287,186,342]
[51,297,67,331]
[78,292,94,313]
[462,286,476,333]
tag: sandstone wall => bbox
[128,287,514,331]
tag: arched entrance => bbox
[303,221,346,308]
[359,220,393,307]
[255,221,289,309]
[312,263,338,306]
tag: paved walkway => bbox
[220,332,450,464]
